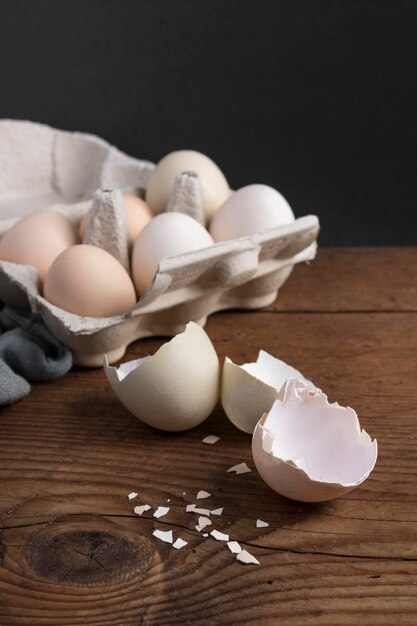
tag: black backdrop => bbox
[0,0,416,245]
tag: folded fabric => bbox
[0,305,72,406]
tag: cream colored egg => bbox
[0,210,79,283]
[210,184,295,242]
[104,322,220,431]
[132,212,214,296]
[79,193,153,244]
[44,244,137,317]
[145,150,230,222]
[252,379,378,502]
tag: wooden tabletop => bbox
[1,247,416,626]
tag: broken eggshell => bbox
[104,322,220,431]
[222,350,312,434]
[252,379,378,502]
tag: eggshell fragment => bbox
[153,529,173,544]
[222,350,312,434]
[252,379,378,502]
[210,530,229,542]
[226,463,252,475]
[173,538,188,550]
[104,322,220,431]
[236,550,260,565]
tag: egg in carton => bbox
[0,120,319,367]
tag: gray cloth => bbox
[0,306,72,405]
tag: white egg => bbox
[131,212,214,296]
[221,350,312,434]
[145,150,230,222]
[252,379,378,502]
[104,322,220,431]
[210,184,295,242]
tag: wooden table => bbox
[1,248,416,625]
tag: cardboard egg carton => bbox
[0,120,320,367]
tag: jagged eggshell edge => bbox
[104,322,220,431]
[252,384,378,502]
[221,351,311,434]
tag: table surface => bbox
[1,247,416,626]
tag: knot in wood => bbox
[27,529,152,586]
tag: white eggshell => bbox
[131,212,214,296]
[221,350,312,434]
[210,184,295,242]
[104,322,220,431]
[145,150,230,222]
[252,379,378,502]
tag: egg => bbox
[252,379,378,502]
[44,244,137,317]
[132,212,214,296]
[104,322,220,431]
[145,150,230,222]
[0,210,79,283]
[210,184,295,242]
[79,193,153,244]
[221,350,312,434]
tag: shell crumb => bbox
[227,463,252,475]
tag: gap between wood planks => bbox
[2,514,417,563]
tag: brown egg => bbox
[44,244,137,317]
[79,193,153,244]
[0,210,79,283]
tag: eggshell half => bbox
[103,322,220,431]
[221,350,312,434]
[252,379,378,502]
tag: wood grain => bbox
[1,248,416,625]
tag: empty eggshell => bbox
[221,350,312,434]
[252,379,378,502]
[145,150,230,222]
[79,193,153,245]
[131,212,214,296]
[44,244,137,317]
[210,184,295,242]
[0,209,79,284]
[103,321,220,431]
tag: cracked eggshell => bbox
[252,379,378,502]
[104,322,220,431]
[221,350,312,434]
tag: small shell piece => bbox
[104,322,220,431]
[252,379,378,502]
[222,350,312,434]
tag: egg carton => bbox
[0,120,320,367]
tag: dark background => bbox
[0,0,416,245]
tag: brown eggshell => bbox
[44,244,137,317]
[0,210,79,284]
